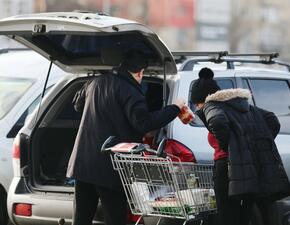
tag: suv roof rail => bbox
[174,51,290,72]
[227,53,279,61]
[0,48,29,54]
[173,51,228,64]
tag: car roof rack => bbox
[172,51,290,72]
[173,51,228,64]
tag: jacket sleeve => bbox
[203,104,230,151]
[72,80,91,112]
[119,86,180,135]
[257,107,280,138]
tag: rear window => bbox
[0,77,34,119]
[247,79,290,134]
[24,33,161,67]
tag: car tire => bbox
[0,188,8,225]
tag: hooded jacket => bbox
[196,88,290,200]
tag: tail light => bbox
[12,134,21,177]
[14,203,32,217]
[127,210,143,224]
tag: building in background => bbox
[34,0,46,12]
[230,0,290,61]
[195,0,231,51]
[0,0,34,48]
[71,0,196,50]
[2,0,290,61]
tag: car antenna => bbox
[33,60,53,126]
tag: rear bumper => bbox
[7,177,103,225]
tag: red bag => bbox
[163,139,196,162]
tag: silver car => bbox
[0,11,177,225]
[0,48,65,225]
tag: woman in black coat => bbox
[191,68,290,225]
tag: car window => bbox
[6,85,54,138]
[216,79,234,90]
[241,79,254,105]
[0,77,34,119]
[189,78,235,127]
[21,85,54,125]
[141,78,169,112]
[249,79,290,134]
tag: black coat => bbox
[196,88,290,200]
[66,68,180,190]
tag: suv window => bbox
[248,79,290,134]
[189,78,235,126]
[241,79,254,105]
[216,79,234,90]
[6,85,54,138]
[0,77,34,119]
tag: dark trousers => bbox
[72,180,127,225]
[213,158,254,225]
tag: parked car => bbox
[0,11,177,225]
[0,12,290,225]
[0,48,65,225]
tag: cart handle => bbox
[101,136,118,152]
[101,136,168,158]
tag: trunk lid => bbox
[0,12,177,75]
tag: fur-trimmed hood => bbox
[205,88,252,113]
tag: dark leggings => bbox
[72,180,127,225]
[213,158,254,225]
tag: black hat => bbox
[191,67,220,104]
[121,49,148,73]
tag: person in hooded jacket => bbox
[66,49,185,225]
[191,67,290,225]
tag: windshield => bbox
[0,77,34,119]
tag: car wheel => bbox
[0,188,8,225]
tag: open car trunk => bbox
[30,75,169,191]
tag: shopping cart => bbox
[102,137,216,225]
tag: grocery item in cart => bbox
[149,195,194,215]
[178,189,216,208]
[131,182,153,213]
[186,173,199,188]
